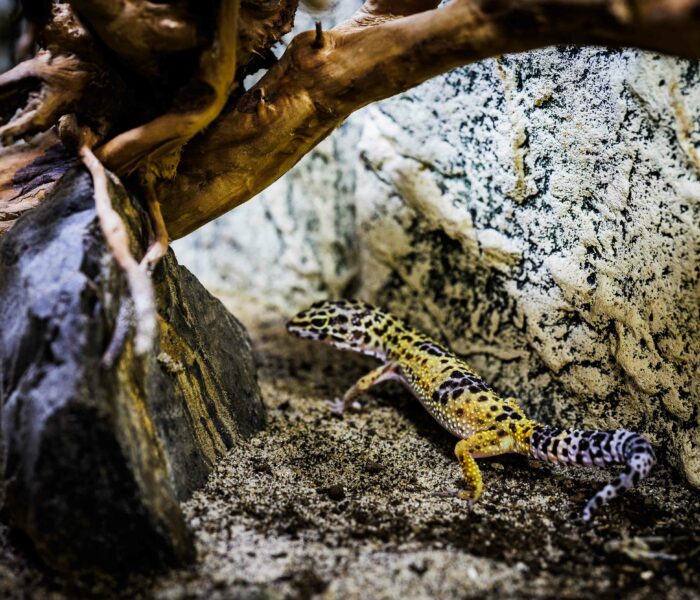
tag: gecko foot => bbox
[326,398,361,416]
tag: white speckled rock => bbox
[176,47,700,487]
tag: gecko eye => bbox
[310,316,328,329]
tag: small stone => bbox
[409,560,429,576]
[253,459,273,474]
[318,484,346,501]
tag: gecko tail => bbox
[528,426,655,523]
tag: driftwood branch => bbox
[79,140,157,356]
[0,132,71,234]
[158,0,700,238]
[0,50,92,145]
[3,0,700,239]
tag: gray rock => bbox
[0,167,264,573]
[177,48,700,488]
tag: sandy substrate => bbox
[1,325,699,599]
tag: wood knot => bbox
[236,88,264,113]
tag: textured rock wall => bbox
[175,48,700,487]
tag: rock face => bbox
[177,48,700,489]
[0,167,264,573]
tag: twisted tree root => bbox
[0,50,92,145]
[96,0,241,177]
[158,0,700,238]
[79,142,157,357]
[140,174,170,269]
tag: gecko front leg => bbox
[329,362,403,415]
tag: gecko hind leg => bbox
[328,362,402,415]
[436,429,514,502]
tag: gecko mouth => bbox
[286,322,316,338]
[286,321,301,334]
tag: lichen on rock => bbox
[354,48,700,487]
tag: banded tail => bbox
[286,299,400,360]
[529,426,655,522]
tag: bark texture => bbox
[0,167,264,573]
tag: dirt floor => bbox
[1,324,699,599]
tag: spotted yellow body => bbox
[288,300,656,523]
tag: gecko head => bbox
[286,299,377,346]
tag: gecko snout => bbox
[286,309,328,339]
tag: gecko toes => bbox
[326,398,345,416]
[326,398,362,416]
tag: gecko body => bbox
[287,299,656,523]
